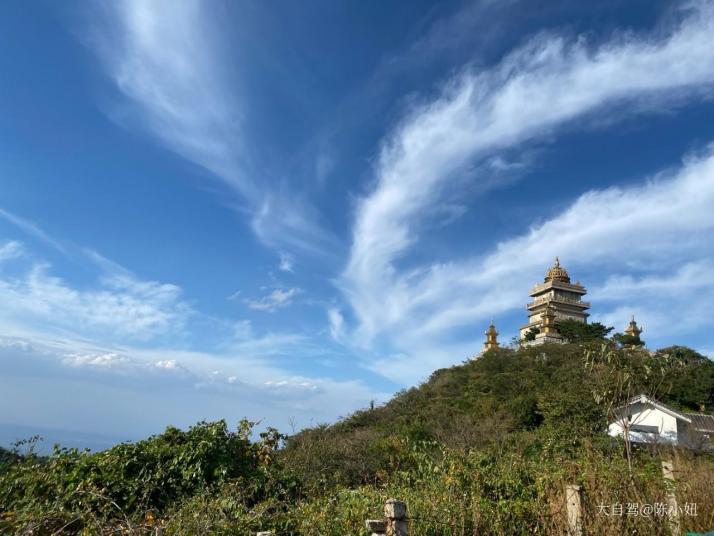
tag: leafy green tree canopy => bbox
[523,327,540,341]
[612,332,645,347]
[556,319,613,343]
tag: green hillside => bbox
[282,342,714,491]
[2,341,713,534]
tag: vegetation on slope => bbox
[1,341,713,534]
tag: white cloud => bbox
[0,334,390,440]
[264,379,320,394]
[356,143,714,383]
[90,0,248,194]
[0,209,66,253]
[327,308,345,343]
[589,260,714,338]
[154,359,180,370]
[232,319,253,339]
[342,2,714,352]
[227,290,242,301]
[230,331,308,357]
[592,261,714,301]
[64,352,131,368]
[245,288,301,312]
[0,246,190,342]
[86,0,335,254]
[278,252,294,273]
[0,241,23,263]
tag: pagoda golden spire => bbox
[544,256,571,283]
[483,320,499,352]
[625,315,643,338]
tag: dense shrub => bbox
[1,343,713,534]
[0,420,292,533]
[557,319,613,343]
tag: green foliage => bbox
[2,343,713,534]
[0,420,293,534]
[523,326,539,341]
[612,332,645,347]
[0,445,17,467]
[284,343,711,493]
[557,319,613,343]
[654,346,714,410]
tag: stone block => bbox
[365,519,387,532]
[384,498,407,520]
[388,519,409,536]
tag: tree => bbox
[654,346,714,410]
[0,446,17,467]
[611,332,645,347]
[585,344,685,486]
[523,327,540,342]
[557,319,613,343]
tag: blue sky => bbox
[2,0,714,448]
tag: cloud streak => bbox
[343,2,714,342]
[335,3,714,383]
[87,0,335,255]
[0,208,66,253]
[90,0,249,193]
[359,142,714,383]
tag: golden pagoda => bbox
[624,315,643,338]
[483,320,499,352]
[519,257,590,345]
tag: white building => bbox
[608,394,714,450]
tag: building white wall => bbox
[608,402,679,444]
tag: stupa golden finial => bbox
[483,319,499,352]
[545,256,570,283]
[625,315,643,337]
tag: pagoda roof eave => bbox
[529,281,587,296]
[527,300,591,311]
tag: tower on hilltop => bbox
[625,315,643,339]
[483,320,499,352]
[519,257,591,344]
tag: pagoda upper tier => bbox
[519,257,591,342]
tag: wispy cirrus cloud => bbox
[343,2,714,340]
[85,0,335,255]
[88,0,249,194]
[362,143,714,383]
[0,208,66,253]
[337,2,714,382]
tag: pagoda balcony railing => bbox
[531,281,585,293]
[527,296,591,309]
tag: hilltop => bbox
[281,342,714,490]
[2,340,713,534]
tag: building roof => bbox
[614,395,714,431]
[544,257,571,283]
[615,394,696,423]
[685,412,714,433]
